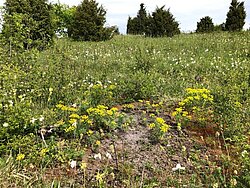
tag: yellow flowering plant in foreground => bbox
[55,101,130,147]
[172,88,214,128]
[148,117,170,142]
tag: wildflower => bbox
[69,114,80,119]
[156,117,165,125]
[70,160,77,168]
[16,153,25,161]
[160,124,170,133]
[30,117,37,124]
[172,163,185,171]
[49,88,53,93]
[3,122,9,127]
[39,116,45,122]
[171,111,178,117]
[80,162,87,170]
[95,140,101,146]
[106,152,112,159]
[175,107,183,113]
[95,171,105,182]
[148,123,156,129]
[40,148,49,157]
[87,130,94,136]
[94,153,102,160]
[69,119,77,124]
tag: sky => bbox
[0,0,249,33]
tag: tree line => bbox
[0,0,247,52]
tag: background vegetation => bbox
[0,0,249,187]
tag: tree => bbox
[127,3,149,35]
[2,0,54,51]
[196,16,214,33]
[225,0,246,31]
[51,3,76,37]
[149,6,180,37]
[137,3,148,35]
[70,0,111,41]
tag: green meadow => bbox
[0,32,250,187]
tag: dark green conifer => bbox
[196,16,214,33]
[70,0,110,41]
[225,0,246,31]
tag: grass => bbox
[0,31,250,187]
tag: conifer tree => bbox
[137,3,148,35]
[70,0,110,41]
[196,16,214,33]
[150,6,180,37]
[2,0,54,51]
[225,0,246,31]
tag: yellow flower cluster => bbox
[156,117,170,133]
[16,153,25,161]
[56,104,77,112]
[40,148,49,157]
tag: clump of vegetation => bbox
[127,4,180,37]
[2,0,54,51]
[70,0,113,41]
[196,16,214,33]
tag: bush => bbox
[196,16,214,33]
[70,0,112,41]
[2,0,54,51]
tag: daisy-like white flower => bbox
[70,160,77,168]
[172,163,185,171]
[94,153,102,160]
[30,117,37,124]
[3,122,9,127]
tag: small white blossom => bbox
[70,160,77,168]
[94,153,102,160]
[30,117,37,124]
[3,122,9,127]
[172,163,185,171]
[39,116,45,122]
[106,152,112,159]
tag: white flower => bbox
[94,153,102,160]
[106,152,112,160]
[172,163,185,171]
[30,117,37,124]
[39,116,44,122]
[3,122,9,127]
[70,160,77,168]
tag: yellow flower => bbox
[175,107,183,113]
[69,118,77,124]
[16,153,25,161]
[178,101,185,106]
[182,111,188,117]
[95,172,105,182]
[148,123,156,129]
[95,140,101,146]
[40,148,49,157]
[156,117,165,125]
[87,130,94,136]
[107,110,113,116]
[110,107,118,112]
[64,125,76,132]
[80,162,87,170]
[160,124,170,133]
[172,111,178,117]
[69,114,80,119]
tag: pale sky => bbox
[0,0,250,33]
